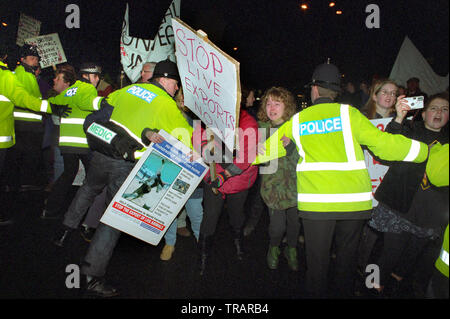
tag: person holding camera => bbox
[367,92,449,296]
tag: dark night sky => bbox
[1,0,448,94]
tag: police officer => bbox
[10,44,48,190]
[53,59,193,297]
[0,41,70,224]
[40,64,103,219]
[254,61,429,298]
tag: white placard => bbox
[16,13,41,47]
[25,33,67,69]
[120,1,180,83]
[172,18,240,153]
[100,129,208,245]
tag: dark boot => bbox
[53,226,74,247]
[198,234,212,276]
[233,232,245,260]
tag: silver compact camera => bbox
[404,96,424,110]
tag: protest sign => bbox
[120,0,180,83]
[16,13,41,47]
[25,33,67,69]
[172,18,240,153]
[364,117,392,207]
[100,129,208,245]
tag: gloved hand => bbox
[210,172,228,188]
[50,103,72,118]
[111,134,142,162]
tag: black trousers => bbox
[200,183,249,237]
[268,207,300,247]
[45,152,91,215]
[302,218,365,298]
[5,129,44,187]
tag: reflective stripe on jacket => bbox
[254,102,429,215]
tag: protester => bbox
[406,77,428,100]
[257,87,300,271]
[198,96,259,275]
[367,92,449,296]
[361,79,398,119]
[356,79,399,280]
[137,62,157,83]
[159,87,203,261]
[253,61,429,298]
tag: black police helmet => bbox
[151,59,180,82]
[305,61,341,92]
[19,44,40,61]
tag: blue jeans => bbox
[164,196,203,246]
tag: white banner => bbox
[364,117,393,207]
[120,1,180,83]
[172,18,240,153]
[390,36,449,96]
[100,130,208,245]
[25,33,67,69]
[16,13,41,47]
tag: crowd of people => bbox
[0,38,448,299]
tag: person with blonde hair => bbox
[362,79,398,119]
[257,87,301,271]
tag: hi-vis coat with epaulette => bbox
[13,64,44,123]
[0,61,52,148]
[107,82,193,159]
[253,102,429,217]
[48,80,102,152]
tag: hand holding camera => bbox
[394,95,424,123]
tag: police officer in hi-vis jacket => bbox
[254,61,429,298]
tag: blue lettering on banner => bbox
[140,222,161,234]
[299,117,342,136]
[126,85,157,103]
[153,141,206,177]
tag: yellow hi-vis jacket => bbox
[253,103,428,216]
[426,143,449,278]
[436,225,449,278]
[48,80,102,151]
[107,83,193,159]
[0,62,52,148]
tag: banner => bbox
[390,36,449,96]
[172,18,240,153]
[100,129,208,245]
[16,13,41,47]
[364,117,392,207]
[120,0,180,83]
[25,33,67,69]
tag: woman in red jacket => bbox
[198,108,259,275]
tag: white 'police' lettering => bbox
[127,85,157,103]
[299,117,342,136]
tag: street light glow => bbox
[300,4,308,10]
[329,2,336,7]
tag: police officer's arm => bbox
[155,98,193,149]
[253,118,293,165]
[0,70,51,113]
[351,107,428,163]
